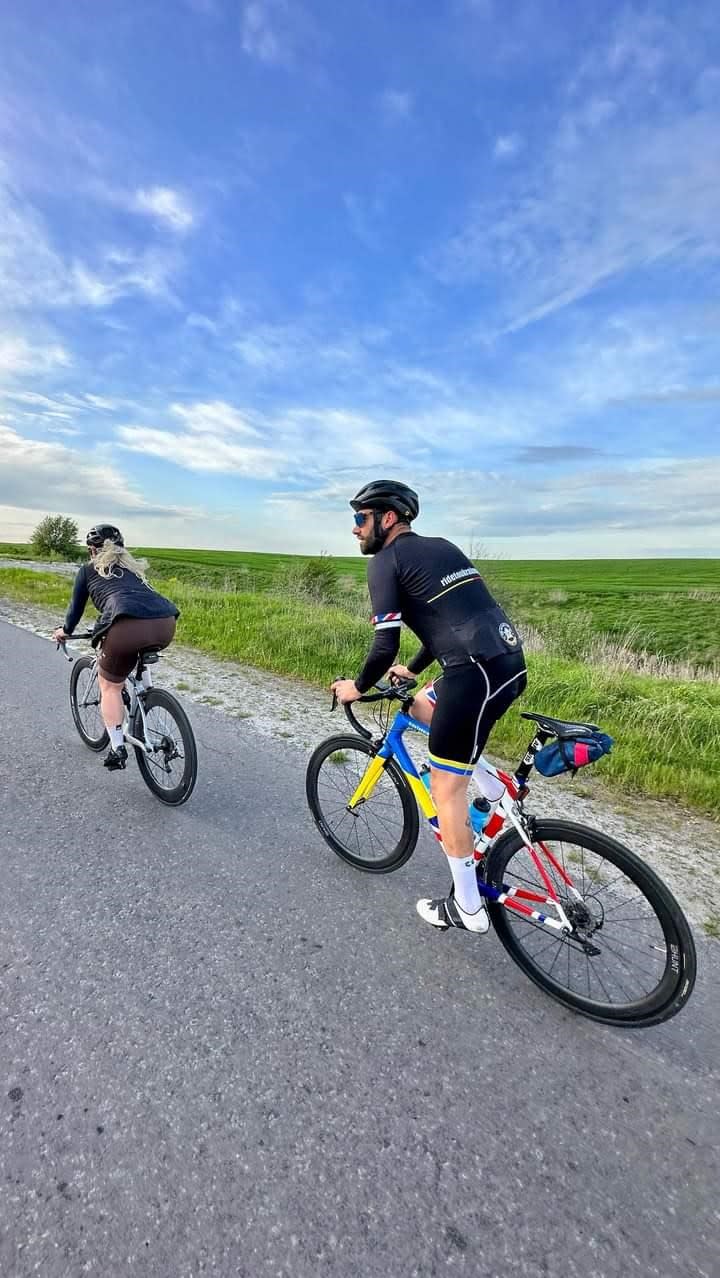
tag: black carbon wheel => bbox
[485,819,696,1027]
[69,655,108,751]
[132,688,197,805]
[306,734,419,872]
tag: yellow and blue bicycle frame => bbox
[347,708,439,827]
[346,704,574,932]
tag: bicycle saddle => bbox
[139,648,161,665]
[521,711,601,739]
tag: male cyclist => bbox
[52,525,179,771]
[332,480,527,935]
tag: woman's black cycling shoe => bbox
[103,744,128,770]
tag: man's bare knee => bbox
[410,690,434,726]
[430,767,468,802]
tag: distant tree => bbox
[31,514,80,559]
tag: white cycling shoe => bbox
[416,888,490,934]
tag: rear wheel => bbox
[69,655,108,751]
[132,688,197,805]
[306,734,418,872]
[485,819,696,1027]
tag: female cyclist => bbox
[53,525,180,770]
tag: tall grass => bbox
[1,565,718,817]
[521,615,720,683]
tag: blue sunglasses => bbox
[353,511,373,527]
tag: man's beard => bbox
[359,522,385,555]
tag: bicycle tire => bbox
[485,819,696,1027]
[69,655,109,751]
[306,734,419,872]
[132,688,197,805]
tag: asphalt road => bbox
[1,621,718,1278]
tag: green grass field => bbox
[2,542,717,667]
[0,558,718,817]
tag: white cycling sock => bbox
[446,853,482,915]
[472,761,505,803]
[108,724,124,749]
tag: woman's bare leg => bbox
[98,673,124,733]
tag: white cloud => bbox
[83,394,118,410]
[0,336,71,375]
[2,390,70,410]
[235,327,299,372]
[432,106,720,335]
[114,397,406,482]
[429,12,720,334]
[696,66,720,105]
[605,12,669,79]
[343,192,384,250]
[70,248,177,307]
[458,0,493,13]
[117,425,281,478]
[379,90,414,122]
[0,421,191,518]
[0,171,179,310]
[133,185,195,233]
[0,175,68,309]
[186,312,219,334]
[241,0,292,66]
[0,389,123,436]
[116,399,278,476]
[232,318,387,379]
[170,400,262,438]
[493,132,523,159]
[276,407,402,471]
[371,455,720,549]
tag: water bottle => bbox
[469,796,491,835]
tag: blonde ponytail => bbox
[92,540,149,584]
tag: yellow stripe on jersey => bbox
[426,575,481,605]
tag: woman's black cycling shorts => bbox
[98,616,176,684]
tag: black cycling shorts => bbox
[98,616,176,684]
[425,652,527,775]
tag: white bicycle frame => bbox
[121,665,156,756]
[472,752,584,934]
[70,643,157,757]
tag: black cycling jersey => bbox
[355,531,521,693]
[64,562,179,645]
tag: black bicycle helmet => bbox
[86,524,124,548]
[349,479,419,522]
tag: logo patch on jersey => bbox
[439,567,480,589]
[499,622,518,646]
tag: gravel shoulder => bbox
[2,590,718,933]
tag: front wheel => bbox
[69,655,109,751]
[132,688,197,805]
[306,734,419,872]
[485,819,696,1027]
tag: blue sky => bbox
[1,0,719,557]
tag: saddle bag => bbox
[534,731,614,778]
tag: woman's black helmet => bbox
[86,524,124,548]
[350,480,419,522]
